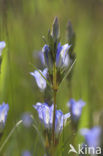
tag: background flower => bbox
[67,99,85,121]
[0,102,9,131]
[0,41,6,56]
[80,126,101,148]
[22,150,32,156]
[22,112,33,128]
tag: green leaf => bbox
[59,59,76,89]
[0,120,22,153]
[32,124,45,149]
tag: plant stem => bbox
[0,120,22,153]
[52,90,56,145]
[52,62,57,145]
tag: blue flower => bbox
[56,43,71,68]
[0,102,9,131]
[67,99,85,121]
[42,44,53,68]
[41,43,71,69]
[30,68,48,91]
[22,150,32,156]
[33,102,71,134]
[55,109,71,134]
[0,41,6,56]
[22,112,33,128]
[80,126,101,148]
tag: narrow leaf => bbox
[59,59,76,88]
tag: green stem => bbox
[52,63,57,146]
[0,120,22,153]
[52,90,56,145]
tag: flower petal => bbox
[56,43,71,67]
[0,41,6,56]
[55,110,63,133]
[0,102,9,130]
[30,68,48,91]
[68,99,86,121]
[80,126,101,148]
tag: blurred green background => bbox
[0,0,103,155]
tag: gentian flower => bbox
[22,150,32,156]
[56,43,71,68]
[80,126,101,148]
[22,112,33,128]
[42,43,71,69]
[0,41,6,56]
[33,102,71,134]
[67,99,85,121]
[42,45,53,68]
[0,102,9,131]
[30,68,48,91]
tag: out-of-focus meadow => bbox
[0,0,103,155]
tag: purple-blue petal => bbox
[55,110,63,133]
[0,41,6,56]
[0,102,9,125]
[68,99,85,121]
[80,126,101,148]
[22,150,32,156]
[30,68,48,91]
[42,44,51,67]
[33,103,70,134]
[22,112,33,128]
[56,43,71,67]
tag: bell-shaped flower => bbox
[67,99,85,121]
[80,126,101,148]
[33,102,71,134]
[55,109,71,134]
[0,102,9,131]
[0,41,6,56]
[56,43,71,68]
[30,68,48,91]
[42,45,53,68]
[41,43,71,70]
